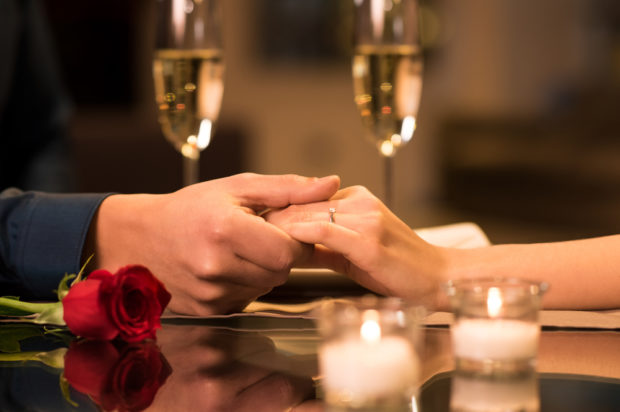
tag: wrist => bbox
[91,194,159,271]
[432,247,473,311]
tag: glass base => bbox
[450,371,540,412]
[325,391,417,412]
[455,356,536,378]
[451,402,539,412]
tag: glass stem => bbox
[183,154,200,186]
[384,155,393,209]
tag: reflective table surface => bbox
[1,314,620,411]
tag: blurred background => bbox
[31,0,620,243]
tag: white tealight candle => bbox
[452,318,540,361]
[320,335,419,401]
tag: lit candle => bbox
[451,287,540,362]
[452,318,540,361]
[320,313,419,403]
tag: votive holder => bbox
[450,371,540,412]
[444,278,547,377]
[316,296,424,411]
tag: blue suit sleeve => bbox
[0,188,110,298]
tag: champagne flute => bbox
[153,0,224,187]
[352,0,423,208]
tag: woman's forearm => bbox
[443,235,620,309]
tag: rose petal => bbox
[99,265,171,342]
[63,274,119,340]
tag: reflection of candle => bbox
[320,316,419,402]
[452,319,539,361]
[451,374,540,412]
[487,287,503,317]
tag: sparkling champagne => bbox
[153,49,224,158]
[352,45,423,157]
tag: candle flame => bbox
[360,309,382,343]
[487,287,503,318]
[361,319,381,343]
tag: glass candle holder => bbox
[444,278,547,377]
[316,296,424,411]
[450,372,540,412]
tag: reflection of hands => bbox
[267,186,446,307]
[148,325,315,412]
[90,173,340,315]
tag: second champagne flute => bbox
[153,0,225,186]
[352,0,423,208]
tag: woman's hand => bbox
[266,186,448,308]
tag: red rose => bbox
[64,339,172,412]
[63,265,171,342]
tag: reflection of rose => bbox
[63,265,171,342]
[64,339,172,412]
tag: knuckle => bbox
[196,259,222,279]
[285,173,306,184]
[350,185,370,196]
[316,221,333,238]
[361,193,383,212]
[210,224,227,244]
[238,172,257,181]
[209,212,236,244]
[272,249,295,273]
[231,172,258,187]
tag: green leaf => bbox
[75,254,93,283]
[57,254,93,301]
[56,274,76,301]
[60,374,79,408]
[33,347,67,369]
[0,325,44,353]
[43,327,74,347]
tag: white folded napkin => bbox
[414,222,491,248]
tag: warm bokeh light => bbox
[380,140,396,157]
[371,0,386,40]
[172,0,187,47]
[196,119,212,149]
[400,115,416,142]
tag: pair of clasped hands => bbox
[90,173,440,316]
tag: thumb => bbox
[233,173,340,209]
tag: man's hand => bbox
[147,325,315,411]
[89,173,340,315]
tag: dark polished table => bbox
[1,310,620,412]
